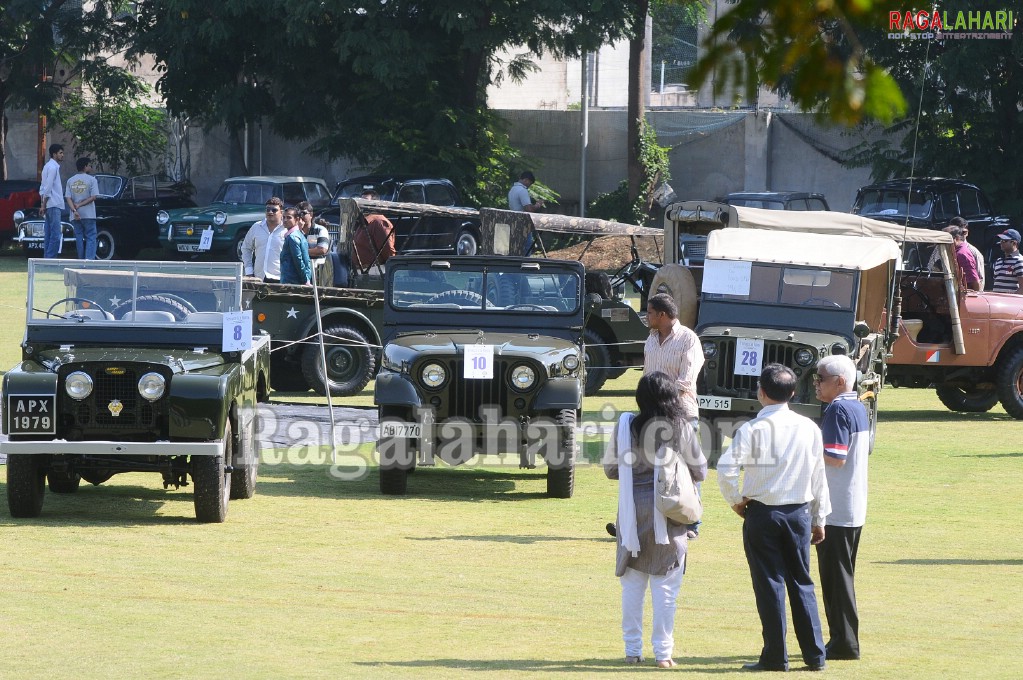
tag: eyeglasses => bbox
[265,207,280,214]
[812,373,835,384]
[299,210,311,216]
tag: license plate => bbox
[698,395,732,411]
[177,244,205,252]
[378,422,422,438]
[7,395,57,434]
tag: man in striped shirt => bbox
[643,293,704,422]
[992,228,1023,294]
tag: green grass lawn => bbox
[1,256,1021,677]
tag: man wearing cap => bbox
[992,228,1023,294]
[65,157,99,259]
[508,171,545,212]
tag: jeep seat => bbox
[120,310,177,323]
[183,311,225,324]
[901,318,924,343]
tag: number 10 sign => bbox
[464,344,494,379]
[733,338,764,377]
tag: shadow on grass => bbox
[879,409,1012,423]
[255,465,555,502]
[879,558,1023,566]
[0,481,198,526]
[953,452,1023,458]
[407,534,609,544]
[353,655,752,673]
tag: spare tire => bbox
[649,264,698,328]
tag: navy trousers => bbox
[743,501,826,670]
[816,525,862,658]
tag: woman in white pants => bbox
[605,371,707,668]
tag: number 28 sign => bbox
[733,338,764,377]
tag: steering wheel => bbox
[504,304,549,311]
[903,279,935,313]
[800,297,842,308]
[46,297,110,319]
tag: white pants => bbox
[620,562,685,661]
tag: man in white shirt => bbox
[717,363,830,673]
[65,157,100,259]
[39,144,66,258]
[241,197,286,282]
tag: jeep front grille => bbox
[710,338,797,397]
[425,358,532,420]
[60,365,166,436]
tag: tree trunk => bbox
[0,86,8,180]
[627,1,650,205]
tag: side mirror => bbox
[853,321,870,339]
[585,292,602,308]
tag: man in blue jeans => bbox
[65,157,100,259]
[39,144,66,258]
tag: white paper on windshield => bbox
[702,259,752,296]
[733,338,764,377]
[198,228,214,251]
[464,344,494,379]
[223,311,253,351]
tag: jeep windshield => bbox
[703,261,856,311]
[212,182,275,205]
[855,188,933,219]
[27,259,244,326]
[389,266,580,313]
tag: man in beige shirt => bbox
[643,293,704,422]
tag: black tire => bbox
[301,324,376,397]
[935,384,1000,413]
[234,230,248,262]
[270,352,311,392]
[112,294,192,321]
[95,228,116,261]
[547,409,577,499]
[426,289,484,306]
[583,328,611,396]
[192,423,232,523]
[378,407,414,495]
[456,229,479,256]
[229,418,259,500]
[996,347,1023,419]
[48,469,82,494]
[496,276,519,306]
[7,455,46,518]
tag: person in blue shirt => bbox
[279,208,312,285]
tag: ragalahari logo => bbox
[888,8,1015,40]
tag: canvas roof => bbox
[707,227,903,271]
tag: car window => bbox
[303,182,331,208]
[281,183,306,206]
[425,183,456,206]
[216,182,273,204]
[397,184,425,204]
[957,188,983,218]
[95,175,123,198]
[806,198,828,210]
[787,199,809,211]
[704,262,856,311]
[390,269,579,313]
[935,191,958,222]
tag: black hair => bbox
[630,371,686,449]
[48,143,64,157]
[760,363,797,402]
[76,157,91,171]
[647,292,678,320]
[519,171,535,182]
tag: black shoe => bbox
[825,649,859,661]
[606,522,617,537]
[742,662,787,672]
[806,661,826,671]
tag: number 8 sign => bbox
[223,311,253,351]
[733,338,764,377]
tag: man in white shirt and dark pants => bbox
[718,363,831,673]
[39,144,66,258]
[241,197,287,283]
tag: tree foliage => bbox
[130,0,643,206]
[589,119,671,225]
[0,0,143,179]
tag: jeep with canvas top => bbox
[374,255,585,497]
[1,259,271,522]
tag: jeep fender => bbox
[168,369,240,440]
[2,368,58,435]
[374,371,422,408]
[534,378,582,411]
[299,306,381,351]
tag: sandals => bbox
[657,658,678,669]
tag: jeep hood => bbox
[699,325,855,352]
[33,346,225,373]
[386,330,578,361]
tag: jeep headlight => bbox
[563,354,580,371]
[213,211,227,226]
[138,372,166,401]
[794,348,815,366]
[65,371,94,400]
[13,210,25,225]
[701,341,717,359]
[421,362,446,389]
[510,364,536,391]
[156,210,170,225]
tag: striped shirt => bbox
[643,320,704,420]
[822,392,869,527]
[992,253,1023,293]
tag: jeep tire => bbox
[547,409,577,498]
[996,346,1023,419]
[584,328,611,396]
[378,408,415,495]
[95,228,118,261]
[649,263,698,329]
[7,455,46,518]
[935,384,1000,413]
[229,421,259,500]
[193,423,232,523]
[302,324,376,397]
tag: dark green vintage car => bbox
[1,259,271,522]
[374,256,586,498]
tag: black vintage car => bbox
[13,174,196,259]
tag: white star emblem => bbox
[109,295,121,306]
[286,307,298,319]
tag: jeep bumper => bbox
[0,440,225,456]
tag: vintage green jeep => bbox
[374,255,586,497]
[1,259,271,522]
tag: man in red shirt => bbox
[353,189,396,271]
[951,226,981,291]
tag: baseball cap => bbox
[997,228,1021,242]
